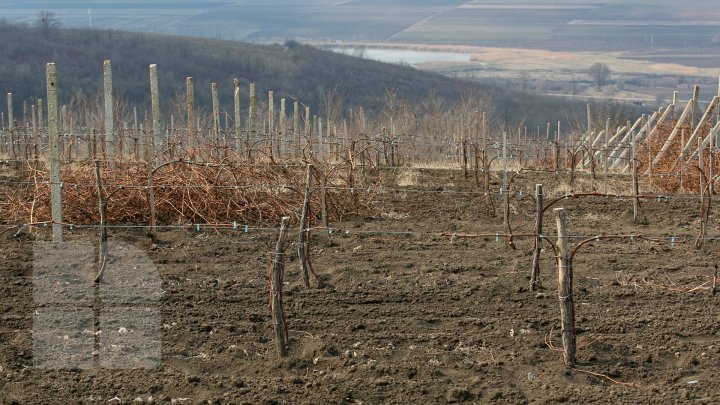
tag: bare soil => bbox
[2,168,720,404]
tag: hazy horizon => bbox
[2,1,719,52]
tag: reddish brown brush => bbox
[638,119,719,193]
[1,153,375,226]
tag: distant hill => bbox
[0,21,640,128]
[3,1,719,52]
[0,21,477,116]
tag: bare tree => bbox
[589,63,611,89]
[36,11,61,38]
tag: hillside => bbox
[0,22,639,127]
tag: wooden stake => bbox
[248,83,256,160]
[279,98,286,158]
[304,106,311,159]
[502,131,514,248]
[149,64,162,152]
[6,93,13,131]
[293,101,300,158]
[186,77,194,148]
[37,98,43,132]
[298,165,324,288]
[212,82,220,144]
[143,111,157,240]
[47,63,63,243]
[530,184,543,291]
[299,165,313,287]
[93,160,108,283]
[462,139,468,178]
[680,129,686,194]
[234,79,242,155]
[690,85,700,134]
[631,130,639,222]
[103,60,115,164]
[482,112,491,209]
[554,207,575,366]
[268,90,274,159]
[698,133,706,248]
[271,216,291,357]
[317,167,329,231]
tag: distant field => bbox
[3,0,719,52]
[389,1,720,51]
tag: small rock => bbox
[374,377,389,386]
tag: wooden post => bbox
[271,216,291,357]
[530,184,543,291]
[482,112,490,207]
[234,79,241,155]
[557,120,562,170]
[631,130,639,222]
[317,167,329,231]
[554,208,575,366]
[93,160,108,282]
[304,106,311,159]
[298,165,324,288]
[47,63,63,243]
[186,77,194,148]
[697,132,708,249]
[680,129,686,193]
[31,104,36,135]
[279,98,286,158]
[37,98,43,132]
[299,165,313,287]
[604,118,610,191]
[293,101,300,158]
[248,83,256,159]
[61,104,68,135]
[143,111,157,239]
[645,112,653,185]
[502,131,513,248]
[103,60,115,163]
[318,118,324,163]
[690,85,700,134]
[6,93,13,131]
[462,139,468,178]
[268,90,274,159]
[523,126,528,166]
[133,106,139,140]
[149,64,162,152]
[212,82,220,144]
[671,91,679,120]
[7,98,16,163]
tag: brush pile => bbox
[638,119,719,193]
[2,155,375,226]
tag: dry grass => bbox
[396,168,420,187]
